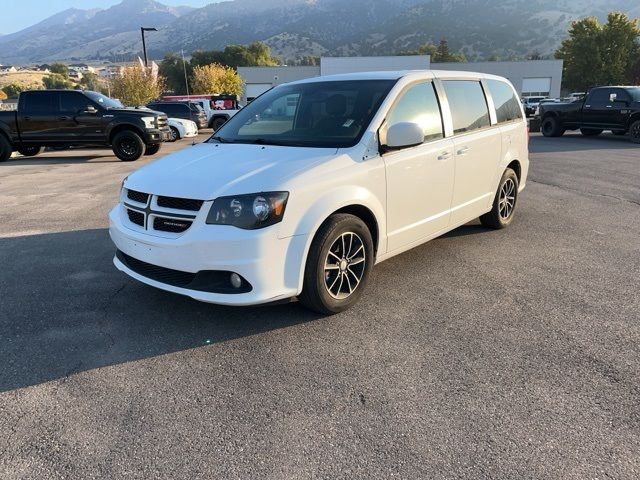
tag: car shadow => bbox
[0,228,323,392]
[529,132,637,153]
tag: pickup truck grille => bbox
[123,189,204,235]
[157,115,168,129]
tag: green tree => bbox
[79,72,100,90]
[110,66,165,106]
[399,39,466,62]
[556,12,640,91]
[159,52,192,94]
[43,73,74,89]
[49,63,69,78]
[191,63,243,96]
[2,83,24,97]
[191,42,278,69]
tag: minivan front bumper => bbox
[108,206,308,306]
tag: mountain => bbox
[1,0,639,64]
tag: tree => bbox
[159,52,192,94]
[43,73,74,89]
[191,63,243,96]
[79,72,100,91]
[191,42,278,69]
[0,90,7,101]
[556,12,640,91]
[50,63,69,78]
[2,83,24,97]
[399,39,466,62]
[110,66,165,106]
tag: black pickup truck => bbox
[0,89,172,162]
[539,86,640,143]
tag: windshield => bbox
[85,91,124,109]
[210,80,396,148]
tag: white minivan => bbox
[109,70,528,314]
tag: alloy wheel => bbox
[498,178,516,220]
[324,232,366,300]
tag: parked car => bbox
[0,90,171,162]
[167,118,198,142]
[521,96,547,116]
[534,98,561,117]
[162,94,242,130]
[147,101,208,129]
[563,92,586,102]
[110,71,529,314]
[539,86,640,141]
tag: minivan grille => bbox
[157,196,203,211]
[153,217,192,233]
[117,250,196,287]
[127,209,145,226]
[127,189,149,204]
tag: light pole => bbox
[140,27,157,67]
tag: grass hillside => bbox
[0,71,46,91]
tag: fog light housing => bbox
[230,273,243,289]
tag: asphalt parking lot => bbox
[1,131,639,479]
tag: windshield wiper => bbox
[210,135,231,143]
[249,138,285,146]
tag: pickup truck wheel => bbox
[581,128,602,136]
[541,116,564,137]
[0,135,12,162]
[18,146,42,157]
[169,127,180,142]
[298,214,374,315]
[480,168,519,230]
[630,120,640,144]
[144,143,162,156]
[112,131,145,161]
[211,117,227,131]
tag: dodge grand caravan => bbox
[109,71,529,314]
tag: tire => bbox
[612,130,626,136]
[298,214,374,315]
[211,117,227,131]
[144,143,162,156]
[112,130,145,161]
[0,134,12,162]
[630,120,640,144]
[541,116,564,137]
[480,168,519,230]
[581,128,602,136]
[169,126,180,142]
[17,146,42,157]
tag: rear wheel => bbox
[144,143,162,156]
[581,128,602,136]
[630,120,640,144]
[18,146,42,157]
[298,214,374,315]
[169,126,180,142]
[112,130,145,161]
[480,168,519,229]
[541,116,564,137]
[0,135,12,162]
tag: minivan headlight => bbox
[141,116,156,129]
[206,192,289,229]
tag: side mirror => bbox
[384,122,424,151]
[83,105,97,114]
[609,93,617,103]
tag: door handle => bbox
[437,151,451,161]
[456,146,469,155]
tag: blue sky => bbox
[0,0,218,35]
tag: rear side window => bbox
[487,80,523,123]
[387,81,443,142]
[443,80,490,134]
[22,92,57,114]
[587,89,610,106]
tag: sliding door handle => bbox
[456,146,469,155]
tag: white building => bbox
[238,56,563,102]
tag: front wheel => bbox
[0,135,12,162]
[630,120,640,144]
[541,116,564,137]
[581,128,602,136]
[144,143,162,156]
[480,168,519,229]
[211,117,227,131]
[169,126,180,142]
[298,214,374,315]
[18,146,42,157]
[112,131,145,161]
